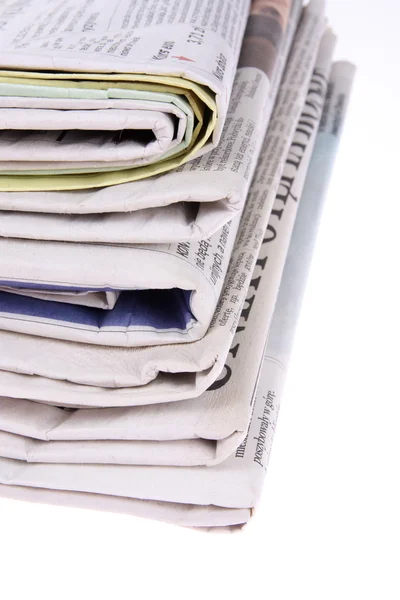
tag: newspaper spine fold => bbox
[242,60,356,515]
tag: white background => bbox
[0,1,399,598]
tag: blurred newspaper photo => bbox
[0,1,325,409]
[0,60,356,528]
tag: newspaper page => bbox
[0,24,336,474]
[0,59,355,529]
[0,0,326,407]
[0,1,300,245]
[0,0,254,188]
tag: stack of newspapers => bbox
[0,0,354,530]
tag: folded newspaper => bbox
[0,0,298,243]
[0,60,355,528]
[0,2,325,409]
[0,0,295,193]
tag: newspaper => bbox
[0,24,336,475]
[0,1,299,244]
[0,287,121,310]
[0,213,244,347]
[0,0,301,345]
[0,0,255,189]
[0,1,302,345]
[0,61,356,528]
[0,0,326,408]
